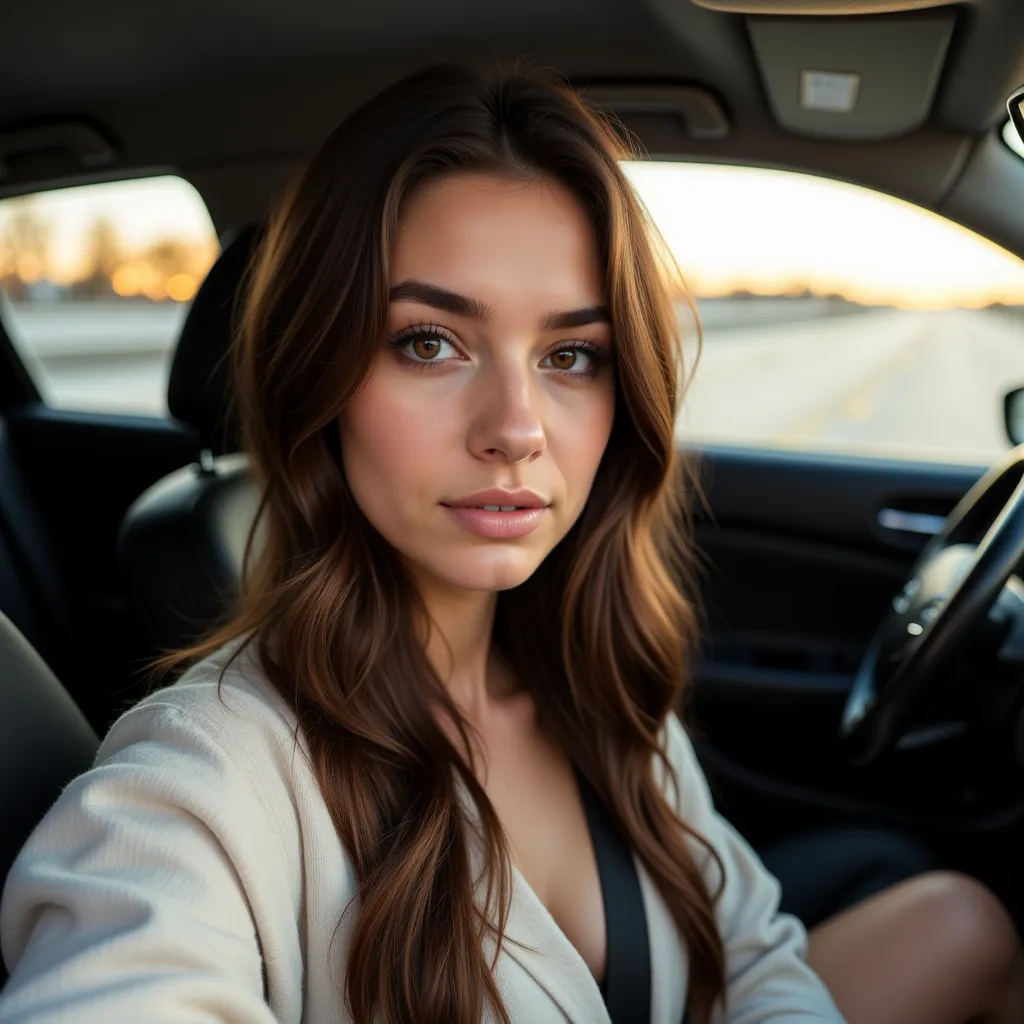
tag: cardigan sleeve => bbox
[663,715,846,1023]
[0,696,296,1023]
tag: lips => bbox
[440,489,551,539]
[442,488,548,510]
[442,505,548,540]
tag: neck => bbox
[415,574,509,721]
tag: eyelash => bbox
[388,323,610,378]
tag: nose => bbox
[467,356,546,464]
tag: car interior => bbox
[3,0,1024,989]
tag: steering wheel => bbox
[840,446,1024,766]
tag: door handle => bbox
[877,507,945,536]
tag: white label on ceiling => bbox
[800,71,860,113]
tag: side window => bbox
[624,162,1024,465]
[0,176,219,416]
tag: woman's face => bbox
[340,171,616,595]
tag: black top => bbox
[576,772,653,1024]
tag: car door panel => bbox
[6,401,198,728]
[685,445,1024,842]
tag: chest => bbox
[276,712,690,1024]
[477,712,607,984]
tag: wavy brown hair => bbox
[159,64,723,1024]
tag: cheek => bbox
[551,382,616,505]
[339,369,453,521]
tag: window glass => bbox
[624,162,1024,464]
[0,176,218,416]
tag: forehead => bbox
[390,172,605,310]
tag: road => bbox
[679,307,1024,464]
[6,301,186,416]
[5,301,1024,464]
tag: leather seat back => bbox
[118,227,262,655]
[0,610,97,926]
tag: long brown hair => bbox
[159,64,723,1024]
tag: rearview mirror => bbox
[1008,86,1024,148]
[1005,387,1024,446]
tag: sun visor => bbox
[748,11,954,139]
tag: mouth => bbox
[442,488,549,511]
[440,501,549,540]
[455,504,532,512]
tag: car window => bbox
[625,161,1024,465]
[0,176,218,416]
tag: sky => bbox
[3,161,1024,309]
[622,161,1024,309]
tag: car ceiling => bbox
[3,0,1024,255]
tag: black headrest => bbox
[167,224,261,453]
[118,453,261,656]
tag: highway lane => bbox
[678,307,1024,464]
[804,309,1023,458]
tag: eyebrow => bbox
[541,306,611,331]
[389,278,611,331]
[389,280,493,321]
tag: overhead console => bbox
[691,0,960,140]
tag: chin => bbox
[425,547,545,594]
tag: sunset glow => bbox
[0,176,217,303]
[2,164,1024,310]
[623,161,1024,309]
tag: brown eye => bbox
[391,327,459,366]
[413,336,443,360]
[543,346,601,375]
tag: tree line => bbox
[0,199,214,302]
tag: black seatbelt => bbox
[577,772,653,1024]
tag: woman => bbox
[1,65,1022,1024]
